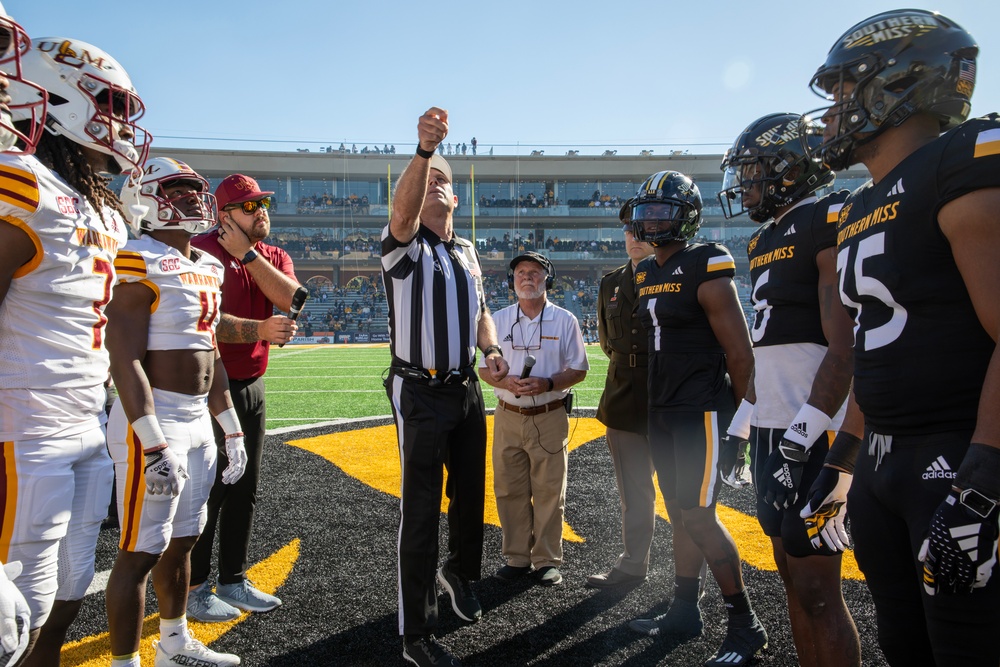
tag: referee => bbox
[381,106,509,667]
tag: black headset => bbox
[508,253,555,291]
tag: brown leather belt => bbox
[497,398,565,416]
[611,351,647,367]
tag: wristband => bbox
[825,431,862,474]
[957,443,1000,500]
[415,146,435,159]
[131,415,167,453]
[783,403,833,449]
[241,249,259,265]
[215,407,242,437]
[727,399,754,439]
[546,378,555,392]
[484,344,503,358]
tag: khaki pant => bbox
[492,405,569,568]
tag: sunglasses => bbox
[227,197,271,215]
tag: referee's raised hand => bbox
[418,107,448,151]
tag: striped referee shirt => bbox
[381,224,486,371]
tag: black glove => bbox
[761,438,809,510]
[919,488,1000,595]
[719,435,750,489]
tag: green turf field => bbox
[265,344,610,428]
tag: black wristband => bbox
[241,248,259,265]
[484,344,503,358]
[825,431,862,474]
[415,146,435,159]
[546,378,555,392]
[957,443,1000,500]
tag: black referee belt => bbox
[391,364,474,387]
[611,351,647,368]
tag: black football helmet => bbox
[719,113,835,223]
[619,171,702,247]
[806,9,977,170]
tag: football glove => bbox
[799,467,852,551]
[719,435,750,490]
[919,488,1000,596]
[761,438,810,510]
[143,446,189,496]
[222,434,248,485]
[1,560,30,665]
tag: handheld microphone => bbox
[514,354,536,398]
[279,287,309,348]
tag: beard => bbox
[515,286,546,300]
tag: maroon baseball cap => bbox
[215,174,274,210]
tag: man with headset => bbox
[479,252,589,587]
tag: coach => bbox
[381,107,509,667]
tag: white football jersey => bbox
[0,153,127,439]
[114,236,223,350]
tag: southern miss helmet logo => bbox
[842,14,938,50]
[755,122,799,148]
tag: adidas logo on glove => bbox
[773,465,795,489]
[922,456,957,480]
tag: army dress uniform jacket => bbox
[596,262,648,434]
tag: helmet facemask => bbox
[0,13,47,153]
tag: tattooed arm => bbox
[216,313,295,345]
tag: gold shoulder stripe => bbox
[706,257,736,272]
[974,128,1000,158]
[1,215,43,278]
[0,164,40,213]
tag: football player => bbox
[804,9,1000,666]
[0,8,43,665]
[0,35,146,666]
[103,158,246,667]
[624,171,767,667]
[719,113,860,667]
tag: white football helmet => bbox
[16,37,149,173]
[121,157,217,236]
[0,2,46,152]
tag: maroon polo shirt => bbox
[192,231,296,380]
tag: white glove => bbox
[799,467,852,551]
[1,560,30,665]
[143,446,188,496]
[222,435,248,485]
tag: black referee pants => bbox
[190,376,267,586]
[386,372,486,636]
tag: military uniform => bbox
[839,115,1000,665]
[595,262,655,576]
[635,243,736,509]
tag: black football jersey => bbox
[635,243,736,412]
[747,191,849,347]
[837,114,1000,435]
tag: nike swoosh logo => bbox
[61,539,300,665]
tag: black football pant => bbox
[386,372,486,636]
[190,376,267,586]
[849,430,1000,667]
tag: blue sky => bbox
[9,1,999,156]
